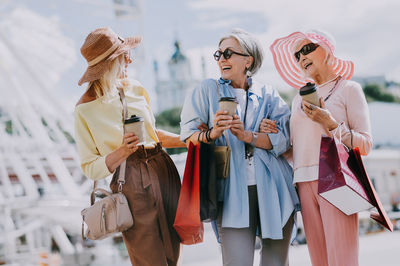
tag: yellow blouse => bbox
[74,80,158,180]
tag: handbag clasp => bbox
[118,181,125,192]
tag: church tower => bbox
[154,40,198,113]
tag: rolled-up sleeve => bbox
[74,109,112,180]
[265,89,291,157]
[331,82,372,155]
[180,80,211,141]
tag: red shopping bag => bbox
[173,142,204,244]
[318,136,373,215]
[347,147,393,231]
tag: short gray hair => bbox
[219,28,264,76]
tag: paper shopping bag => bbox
[199,142,218,222]
[173,142,204,244]
[347,147,393,231]
[318,136,373,215]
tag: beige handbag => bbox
[214,143,230,179]
[81,88,134,240]
[214,81,231,179]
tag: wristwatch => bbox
[250,132,258,146]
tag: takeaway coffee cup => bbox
[124,115,145,145]
[219,97,238,116]
[299,82,321,107]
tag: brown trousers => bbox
[110,144,181,266]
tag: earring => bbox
[244,67,253,88]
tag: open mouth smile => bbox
[304,62,313,70]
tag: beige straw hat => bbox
[78,27,142,86]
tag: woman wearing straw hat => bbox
[180,28,300,266]
[261,30,373,266]
[74,27,185,265]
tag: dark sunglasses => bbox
[213,48,249,61]
[294,43,319,62]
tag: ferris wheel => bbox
[0,1,144,264]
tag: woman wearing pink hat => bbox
[260,30,373,265]
[74,27,185,265]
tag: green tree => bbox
[155,106,182,133]
[363,83,397,103]
[155,106,186,154]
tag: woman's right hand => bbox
[259,118,278,134]
[121,132,139,157]
[210,110,233,140]
[105,133,139,173]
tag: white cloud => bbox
[195,17,242,30]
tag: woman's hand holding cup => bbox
[121,132,139,157]
[230,115,247,141]
[210,110,233,140]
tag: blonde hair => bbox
[87,54,125,99]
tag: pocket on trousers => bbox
[126,165,148,192]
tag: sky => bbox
[1,0,400,113]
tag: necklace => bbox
[319,75,340,87]
[323,76,342,102]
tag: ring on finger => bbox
[216,121,219,126]
[309,110,312,115]
[310,105,314,110]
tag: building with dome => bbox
[154,40,204,112]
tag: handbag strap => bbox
[215,80,230,147]
[91,88,128,205]
[117,88,128,191]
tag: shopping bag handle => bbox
[331,121,354,151]
[330,123,352,152]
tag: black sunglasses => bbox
[213,48,249,61]
[294,43,319,62]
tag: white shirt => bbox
[232,87,256,186]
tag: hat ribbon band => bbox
[88,42,120,67]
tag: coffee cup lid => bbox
[299,82,317,96]
[125,115,144,124]
[219,96,238,103]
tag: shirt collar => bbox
[218,77,231,85]
[219,77,263,98]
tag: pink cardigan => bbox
[290,79,372,184]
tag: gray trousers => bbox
[217,185,294,266]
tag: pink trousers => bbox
[297,180,359,266]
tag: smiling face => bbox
[217,37,253,88]
[294,39,327,79]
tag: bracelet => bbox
[250,132,258,146]
[206,127,214,142]
[198,128,214,143]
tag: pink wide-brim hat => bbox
[78,27,142,86]
[269,30,354,89]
